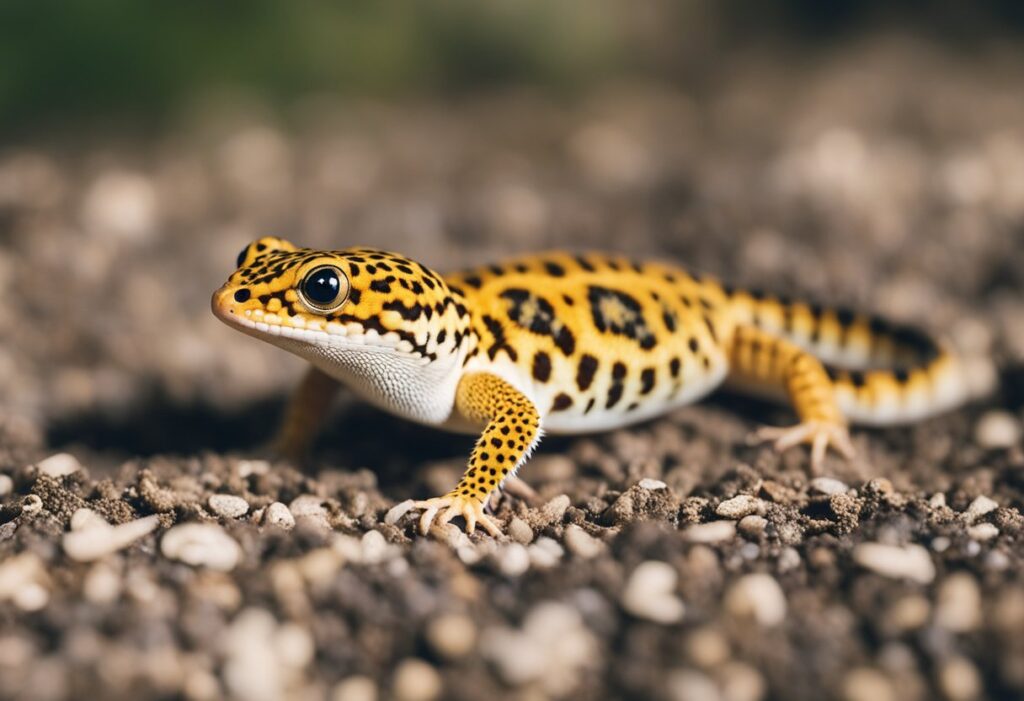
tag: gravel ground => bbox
[1,40,1024,701]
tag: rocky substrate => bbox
[2,37,1024,701]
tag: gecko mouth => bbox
[211,287,421,356]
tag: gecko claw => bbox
[754,420,855,470]
[414,494,504,537]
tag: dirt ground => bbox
[1,40,1024,701]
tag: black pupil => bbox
[236,247,248,268]
[304,269,340,305]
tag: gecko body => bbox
[213,238,977,535]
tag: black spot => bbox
[464,275,483,289]
[370,278,392,293]
[584,398,596,413]
[348,289,361,305]
[627,402,640,411]
[348,263,361,277]
[532,352,552,383]
[688,338,699,353]
[489,265,504,276]
[606,383,624,409]
[849,370,867,387]
[562,294,575,306]
[551,393,573,411]
[836,307,856,327]
[544,261,566,277]
[612,362,627,380]
[437,329,447,344]
[662,309,677,332]
[576,354,598,391]
[587,285,657,350]
[491,437,503,448]
[894,368,910,383]
[501,288,576,356]
[640,368,655,395]
[575,255,595,272]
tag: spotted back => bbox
[447,252,737,432]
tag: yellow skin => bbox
[213,237,971,537]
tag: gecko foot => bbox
[754,420,856,471]
[414,493,503,537]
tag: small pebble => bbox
[724,573,787,626]
[935,573,981,633]
[21,494,42,514]
[667,669,721,701]
[974,410,1021,449]
[392,659,442,701]
[777,547,801,573]
[360,530,390,564]
[36,452,81,477]
[539,494,570,526]
[929,492,947,509]
[717,661,766,701]
[83,562,122,604]
[64,514,159,562]
[809,477,849,495]
[684,521,737,544]
[841,667,895,701]
[564,524,604,558]
[0,474,12,497]
[263,502,295,529]
[497,543,530,577]
[332,676,377,701]
[887,595,930,632]
[0,552,49,611]
[937,656,981,701]
[638,478,667,490]
[966,522,999,541]
[621,560,686,624]
[716,495,762,519]
[932,536,951,553]
[208,494,249,519]
[528,537,564,568]
[161,523,242,571]
[70,507,108,531]
[426,613,476,659]
[383,499,415,526]
[508,517,534,544]
[853,543,935,584]
[289,495,330,530]
[738,515,768,538]
[963,495,998,524]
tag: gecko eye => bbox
[236,246,248,268]
[299,265,349,314]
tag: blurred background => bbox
[2,2,1024,700]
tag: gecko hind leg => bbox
[729,325,856,471]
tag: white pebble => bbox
[528,537,564,568]
[0,474,12,497]
[263,502,295,529]
[929,493,947,509]
[638,478,667,490]
[360,530,390,564]
[332,676,377,701]
[938,656,982,701]
[667,669,721,701]
[497,543,531,577]
[841,667,895,701]
[69,508,108,531]
[161,523,241,571]
[384,499,415,526]
[684,521,737,544]
[738,515,768,538]
[289,495,330,530]
[716,495,762,519]
[777,547,801,573]
[724,573,787,626]
[508,517,534,545]
[935,573,982,633]
[564,524,604,558]
[621,560,686,624]
[963,495,998,523]
[974,411,1021,449]
[208,494,249,519]
[539,494,570,525]
[0,553,49,611]
[809,477,849,495]
[392,659,442,701]
[967,522,999,541]
[83,563,122,604]
[36,452,81,477]
[853,543,935,584]
[426,613,476,659]
[64,515,159,562]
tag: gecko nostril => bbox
[233,289,251,303]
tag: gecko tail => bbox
[728,291,995,426]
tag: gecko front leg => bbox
[415,372,542,536]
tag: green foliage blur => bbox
[2,0,1023,134]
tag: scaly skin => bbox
[213,237,976,536]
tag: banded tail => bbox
[727,290,987,425]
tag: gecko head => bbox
[212,237,469,367]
